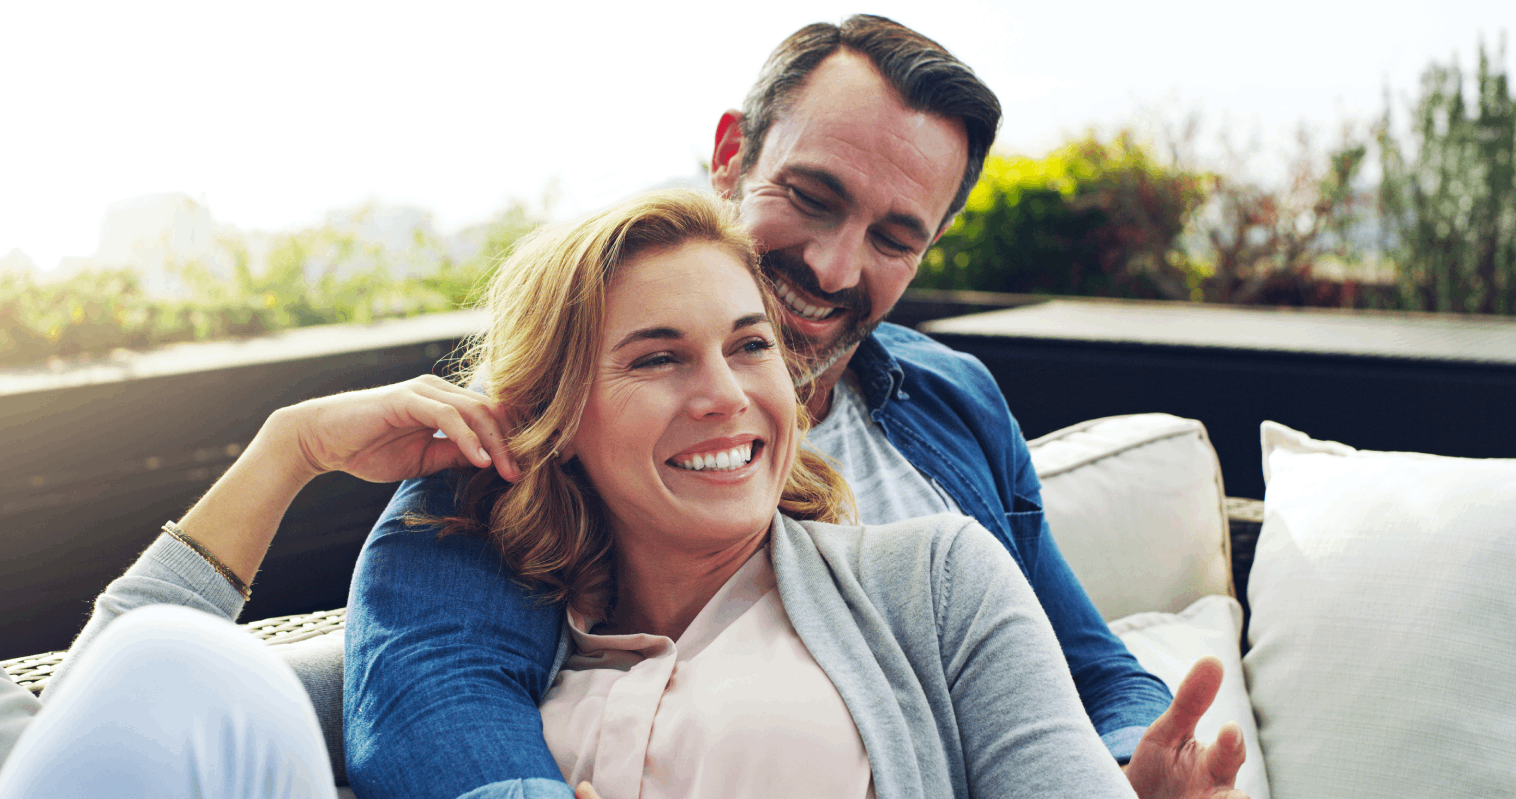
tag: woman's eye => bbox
[630,353,676,370]
[738,337,776,356]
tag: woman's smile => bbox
[668,436,764,473]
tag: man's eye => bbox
[790,187,826,213]
[873,233,913,256]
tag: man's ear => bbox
[710,110,746,199]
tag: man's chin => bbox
[783,315,882,388]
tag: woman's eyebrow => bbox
[732,313,770,331]
[611,314,770,353]
[612,327,681,352]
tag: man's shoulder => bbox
[868,322,1002,401]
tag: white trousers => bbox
[0,605,337,798]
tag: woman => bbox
[347,189,1135,799]
[0,373,521,797]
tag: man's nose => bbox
[802,224,867,295]
[687,358,749,419]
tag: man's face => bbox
[712,50,968,387]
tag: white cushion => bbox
[1244,422,1516,799]
[1110,595,1271,799]
[1029,413,1232,620]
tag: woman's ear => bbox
[556,437,577,465]
[710,110,746,199]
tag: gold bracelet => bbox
[161,521,253,602]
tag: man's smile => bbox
[774,277,841,321]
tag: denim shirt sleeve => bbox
[344,471,573,799]
[860,325,1172,762]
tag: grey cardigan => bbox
[541,513,1136,799]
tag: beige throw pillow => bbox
[1029,413,1232,620]
[1243,422,1516,799]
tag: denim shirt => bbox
[850,323,1171,760]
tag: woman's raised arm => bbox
[175,374,518,587]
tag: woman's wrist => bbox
[259,403,330,487]
[173,405,324,585]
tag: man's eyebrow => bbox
[611,314,769,353]
[786,165,854,206]
[881,211,932,244]
[787,165,930,243]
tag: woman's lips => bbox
[668,439,763,472]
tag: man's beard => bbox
[761,249,886,387]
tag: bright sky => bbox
[2,0,1512,273]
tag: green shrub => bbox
[1379,39,1515,315]
[916,133,1207,298]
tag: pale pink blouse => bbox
[537,547,875,799]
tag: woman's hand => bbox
[279,374,521,484]
[174,376,520,586]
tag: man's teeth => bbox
[676,443,754,472]
[778,283,835,321]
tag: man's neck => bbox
[802,346,860,422]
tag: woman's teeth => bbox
[675,443,754,472]
[778,283,834,321]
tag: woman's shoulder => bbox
[785,512,1008,582]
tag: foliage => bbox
[1188,129,1371,305]
[917,121,1379,307]
[916,133,1208,299]
[1379,38,1516,315]
[0,205,537,367]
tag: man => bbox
[345,15,1248,799]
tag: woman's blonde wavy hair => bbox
[432,189,854,619]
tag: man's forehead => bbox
[757,51,967,226]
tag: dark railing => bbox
[0,312,484,659]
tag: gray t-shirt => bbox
[805,373,961,525]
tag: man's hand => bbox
[1124,656,1249,799]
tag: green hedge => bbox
[915,133,1207,299]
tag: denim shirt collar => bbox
[845,332,906,417]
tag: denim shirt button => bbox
[896,390,909,401]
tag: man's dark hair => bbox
[739,14,1002,230]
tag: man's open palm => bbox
[1125,656,1250,799]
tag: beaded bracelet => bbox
[161,520,253,602]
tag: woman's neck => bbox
[602,527,769,640]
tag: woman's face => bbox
[565,241,797,551]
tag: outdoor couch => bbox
[5,413,1513,799]
[1028,412,1515,799]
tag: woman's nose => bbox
[687,359,749,419]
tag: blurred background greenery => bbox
[918,39,1514,316]
[3,40,1512,368]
